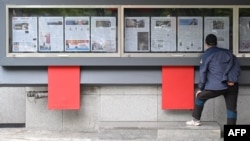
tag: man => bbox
[186,34,240,126]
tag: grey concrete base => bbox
[98,121,222,141]
[0,128,98,141]
[99,129,157,140]
[0,121,223,141]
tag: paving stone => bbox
[0,121,222,141]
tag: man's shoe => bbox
[186,120,201,126]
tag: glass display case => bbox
[3,4,250,66]
[238,6,250,57]
[6,5,121,57]
[121,5,233,57]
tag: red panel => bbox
[162,66,194,110]
[48,66,80,110]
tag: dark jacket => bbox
[227,55,241,83]
[199,47,233,91]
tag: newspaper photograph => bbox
[151,17,176,52]
[239,17,250,52]
[38,17,64,52]
[177,17,203,52]
[91,17,116,52]
[124,17,150,52]
[204,17,230,49]
[65,16,90,52]
[12,17,38,52]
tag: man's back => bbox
[199,47,233,90]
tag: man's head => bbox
[205,34,217,46]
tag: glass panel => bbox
[239,8,250,53]
[123,7,233,53]
[8,7,118,54]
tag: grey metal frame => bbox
[121,5,235,58]
[0,4,237,66]
[6,5,121,58]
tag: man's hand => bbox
[227,81,235,86]
[196,90,202,97]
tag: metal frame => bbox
[234,6,250,57]
[121,5,235,57]
[2,4,250,66]
[5,5,121,58]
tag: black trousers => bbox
[192,83,239,125]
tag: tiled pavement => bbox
[0,122,224,141]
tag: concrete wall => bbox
[1,85,249,130]
[0,87,26,123]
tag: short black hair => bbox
[205,34,217,46]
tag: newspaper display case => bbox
[3,4,250,66]
[6,5,121,58]
[236,6,250,57]
[121,5,234,57]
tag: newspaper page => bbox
[177,17,203,52]
[204,17,230,49]
[12,17,38,52]
[64,17,90,52]
[38,17,64,52]
[91,17,116,52]
[124,17,150,52]
[151,17,176,52]
[239,17,250,52]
